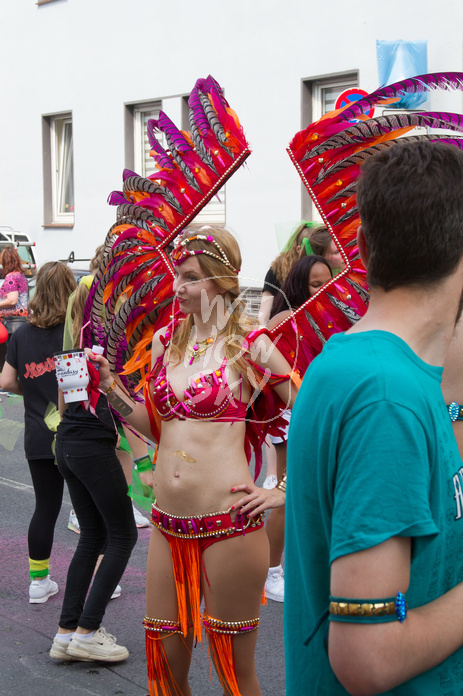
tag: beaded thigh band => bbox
[143,614,259,696]
[202,614,259,696]
[202,614,260,635]
[144,618,184,696]
[151,501,264,540]
[144,614,260,635]
[143,617,183,635]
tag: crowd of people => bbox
[2,138,463,695]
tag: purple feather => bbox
[305,111,463,160]
[157,112,192,154]
[107,191,129,206]
[123,168,139,181]
[198,75,226,104]
[188,87,210,135]
[341,72,463,122]
[147,120,173,170]
[315,134,463,185]
[425,111,463,130]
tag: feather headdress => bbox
[272,72,463,374]
[83,75,250,393]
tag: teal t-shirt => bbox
[285,330,463,696]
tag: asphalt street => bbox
[0,394,285,696]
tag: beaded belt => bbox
[151,501,264,540]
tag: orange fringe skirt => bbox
[145,503,265,696]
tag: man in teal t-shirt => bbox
[285,140,463,695]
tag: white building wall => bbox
[0,0,462,284]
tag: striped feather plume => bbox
[85,76,251,398]
[271,72,463,375]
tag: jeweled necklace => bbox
[186,331,223,365]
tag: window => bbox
[133,101,162,178]
[306,71,359,123]
[42,112,75,226]
[300,72,359,220]
[125,96,225,226]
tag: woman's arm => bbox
[0,291,19,308]
[95,365,155,442]
[122,423,154,489]
[0,360,22,394]
[248,332,298,408]
[58,388,66,417]
[258,290,274,325]
[88,328,166,443]
[329,537,463,696]
[267,309,292,332]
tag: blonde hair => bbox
[29,262,77,328]
[89,244,105,275]
[271,222,312,285]
[170,227,256,378]
[71,283,90,348]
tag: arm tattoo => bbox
[107,391,134,418]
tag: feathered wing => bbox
[84,76,251,399]
[272,72,463,374]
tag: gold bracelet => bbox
[104,379,117,396]
[276,471,287,493]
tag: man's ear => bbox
[357,225,369,268]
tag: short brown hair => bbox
[357,141,463,290]
[29,262,77,328]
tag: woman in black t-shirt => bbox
[50,279,137,663]
[0,262,76,603]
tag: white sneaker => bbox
[263,474,278,490]
[265,565,284,602]
[49,636,76,661]
[68,509,80,534]
[110,584,122,600]
[29,576,59,604]
[132,504,150,528]
[66,627,129,662]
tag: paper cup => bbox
[54,349,89,403]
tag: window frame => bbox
[131,100,163,178]
[125,95,226,226]
[42,111,75,227]
[300,71,359,220]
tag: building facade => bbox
[0,0,462,285]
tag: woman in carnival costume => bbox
[78,76,300,695]
[93,226,297,695]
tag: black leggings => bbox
[27,457,64,562]
[55,438,138,630]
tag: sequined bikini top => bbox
[148,356,248,422]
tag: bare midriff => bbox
[152,418,253,515]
